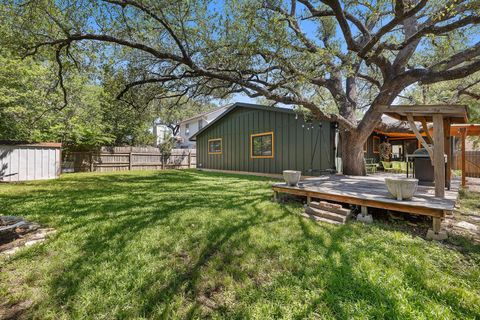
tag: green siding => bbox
[196,107,336,175]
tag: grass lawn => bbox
[1,170,479,319]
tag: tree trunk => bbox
[340,130,366,175]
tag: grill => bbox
[408,147,446,186]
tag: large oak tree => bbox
[6,0,480,174]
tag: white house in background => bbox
[153,123,172,146]
[176,106,228,148]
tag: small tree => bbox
[158,134,175,165]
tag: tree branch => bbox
[430,42,480,72]
[317,0,360,51]
[408,59,480,84]
[358,0,427,58]
[298,0,370,36]
[102,0,193,64]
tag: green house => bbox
[190,103,337,175]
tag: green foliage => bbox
[400,76,480,147]
[0,40,166,148]
[0,51,116,147]
[158,135,175,161]
[0,170,479,318]
[0,49,57,141]
[0,3,207,148]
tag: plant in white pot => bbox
[283,170,301,186]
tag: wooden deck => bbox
[272,174,460,218]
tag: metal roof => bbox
[178,105,229,124]
[0,141,62,148]
[189,102,297,141]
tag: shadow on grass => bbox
[1,170,479,318]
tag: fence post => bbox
[90,151,94,172]
[188,152,191,169]
[161,153,165,170]
[129,152,133,170]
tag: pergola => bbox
[380,105,469,238]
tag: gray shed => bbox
[0,142,62,182]
[190,103,336,175]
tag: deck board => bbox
[272,174,459,217]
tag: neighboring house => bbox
[153,123,172,146]
[190,103,337,175]
[176,106,229,148]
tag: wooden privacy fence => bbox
[453,151,480,178]
[62,146,196,173]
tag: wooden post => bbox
[361,206,368,216]
[90,152,94,172]
[461,128,467,187]
[307,196,311,205]
[161,153,165,170]
[443,119,451,190]
[129,152,133,170]
[188,152,191,169]
[433,114,445,198]
[432,217,441,233]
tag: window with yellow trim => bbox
[208,138,222,154]
[251,132,274,158]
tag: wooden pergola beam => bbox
[380,104,468,124]
[460,128,467,187]
[420,117,433,144]
[433,114,446,198]
[406,113,434,163]
[443,118,451,190]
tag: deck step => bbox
[300,212,343,225]
[310,201,351,216]
[305,207,347,223]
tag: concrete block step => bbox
[310,201,351,216]
[306,206,347,223]
[300,212,343,225]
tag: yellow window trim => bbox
[208,138,223,155]
[250,131,274,159]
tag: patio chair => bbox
[398,161,407,173]
[382,161,396,172]
[392,161,402,173]
[364,159,378,174]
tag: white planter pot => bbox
[283,170,301,186]
[385,177,418,201]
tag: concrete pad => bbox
[357,214,373,224]
[3,247,21,255]
[426,229,448,241]
[455,221,478,231]
[24,239,45,247]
